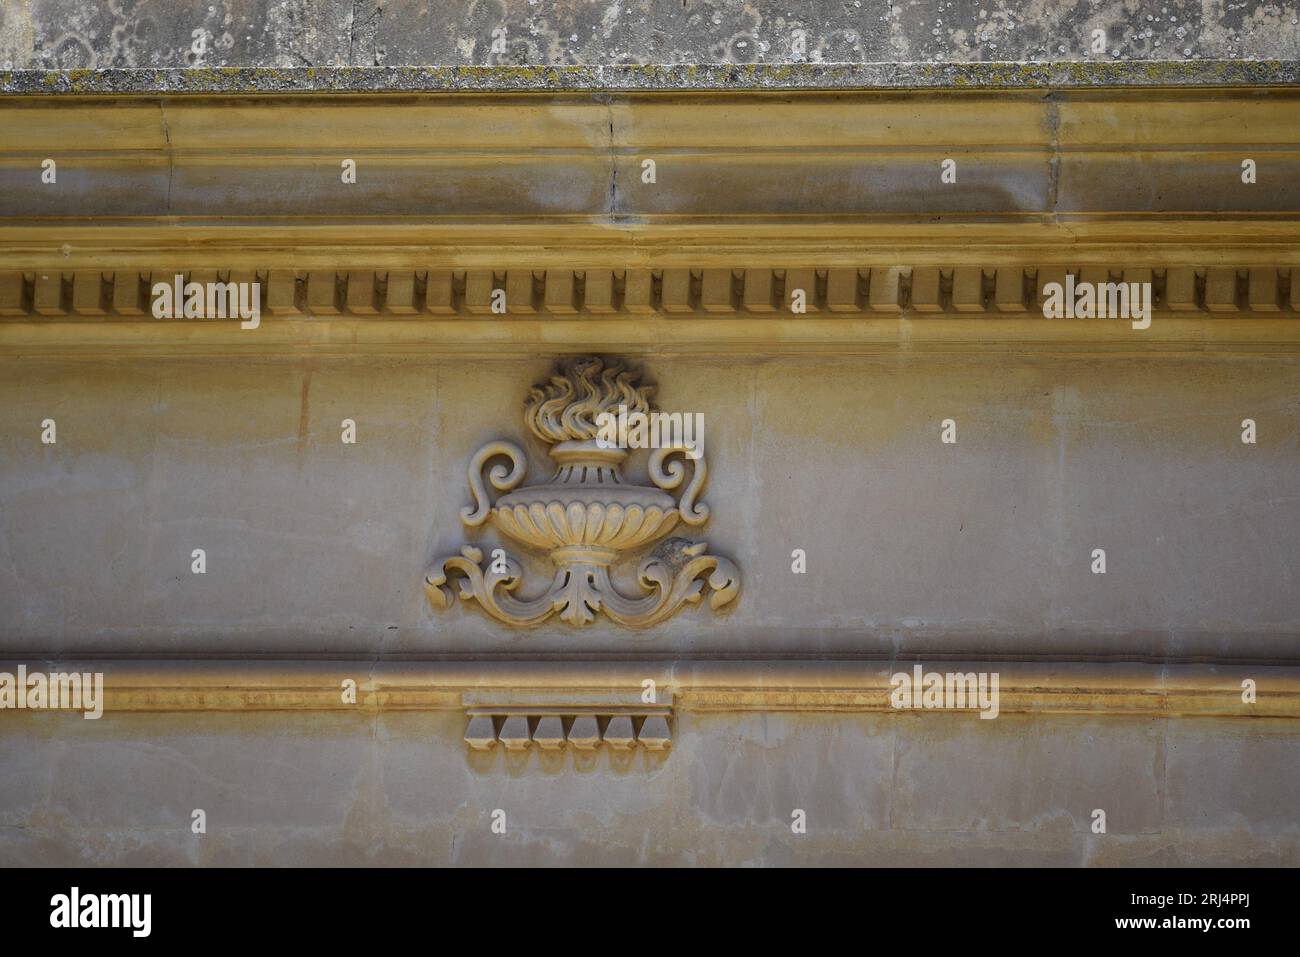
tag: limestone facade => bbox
[1,44,1298,865]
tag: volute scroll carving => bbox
[425,356,740,628]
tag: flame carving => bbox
[524,357,654,444]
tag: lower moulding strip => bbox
[0,660,1296,718]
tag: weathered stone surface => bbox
[1,354,1296,660]
[1,711,1295,865]
[3,60,1299,94]
[0,1,1297,84]
[891,714,1164,834]
[0,2,1294,873]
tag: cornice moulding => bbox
[4,223,1300,269]
[2,265,1298,356]
[5,318,1299,357]
[1,88,1296,356]
[2,91,1297,228]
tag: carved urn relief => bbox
[425,357,740,627]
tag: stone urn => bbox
[426,357,738,627]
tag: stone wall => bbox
[3,709,1295,865]
[2,353,1298,659]
[1,349,1298,865]
[1,2,1297,868]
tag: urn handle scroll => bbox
[460,440,527,527]
[649,446,709,526]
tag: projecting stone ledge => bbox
[2,61,1299,95]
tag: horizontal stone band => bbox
[2,266,1296,319]
[2,62,1299,95]
[2,659,1294,718]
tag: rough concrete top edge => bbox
[2,61,1299,96]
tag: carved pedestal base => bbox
[426,538,739,628]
